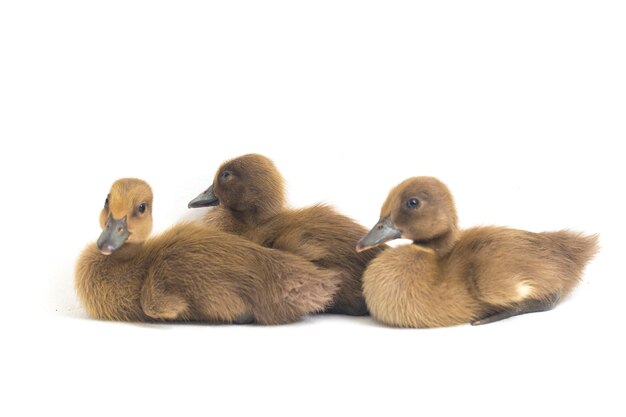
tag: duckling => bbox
[75,178,340,324]
[356,176,598,327]
[188,154,384,316]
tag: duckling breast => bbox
[74,243,147,321]
[363,245,483,328]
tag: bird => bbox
[75,178,340,324]
[188,153,384,315]
[356,176,598,328]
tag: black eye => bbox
[406,198,420,209]
[104,197,109,209]
[220,171,231,179]
[138,203,146,214]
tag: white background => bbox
[1,1,624,416]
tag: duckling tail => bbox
[251,258,341,325]
[281,267,342,316]
[545,230,600,270]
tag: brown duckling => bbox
[356,176,598,327]
[75,178,340,324]
[188,154,384,316]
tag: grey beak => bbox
[188,184,219,208]
[356,217,402,252]
[97,215,129,255]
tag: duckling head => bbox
[188,154,285,224]
[357,177,458,252]
[97,178,153,255]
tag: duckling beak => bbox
[356,217,402,252]
[97,215,130,255]
[188,184,220,208]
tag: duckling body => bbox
[189,154,383,316]
[75,179,340,324]
[357,177,598,328]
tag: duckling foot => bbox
[327,306,370,316]
[327,300,369,316]
[471,294,561,326]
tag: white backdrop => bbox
[1,1,624,416]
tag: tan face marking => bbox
[100,178,154,244]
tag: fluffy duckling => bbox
[356,176,598,327]
[75,178,340,324]
[188,154,384,316]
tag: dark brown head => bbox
[97,178,153,255]
[357,177,458,252]
[188,154,285,224]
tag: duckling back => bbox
[452,227,599,311]
[139,222,342,324]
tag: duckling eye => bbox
[104,197,109,209]
[138,203,146,214]
[406,198,420,209]
[220,171,231,179]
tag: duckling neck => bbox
[414,227,459,258]
[109,242,143,261]
[232,204,281,227]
